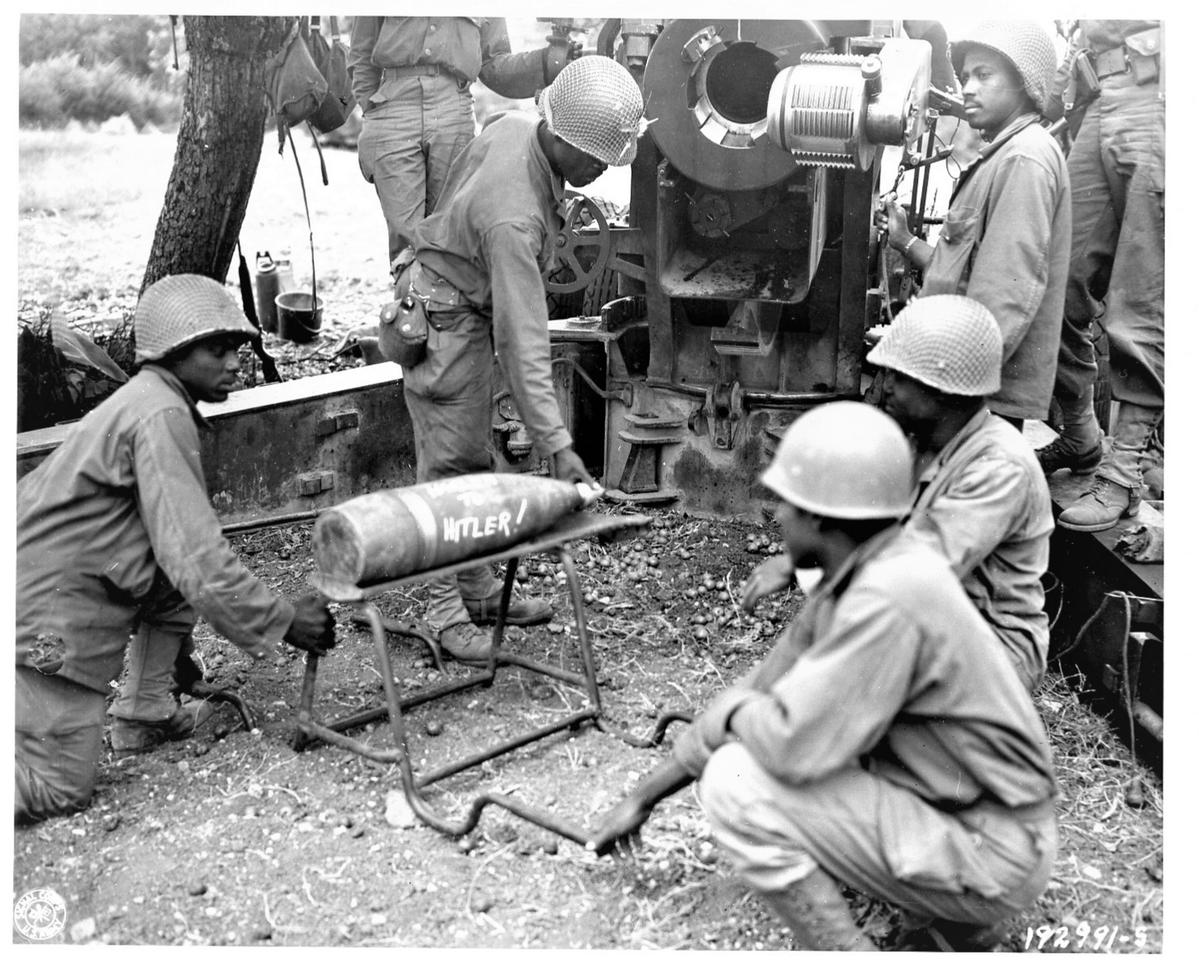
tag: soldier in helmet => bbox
[744,295,1053,690]
[376,55,646,665]
[590,402,1058,951]
[15,275,336,824]
[880,20,1070,429]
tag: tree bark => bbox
[141,15,292,295]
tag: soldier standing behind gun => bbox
[1036,21,1165,533]
[880,21,1070,430]
[348,17,580,276]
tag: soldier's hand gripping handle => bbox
[284,593,337,655]
[549,446,596,489]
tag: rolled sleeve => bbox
[133,408,294,658]
[484,221,572,458]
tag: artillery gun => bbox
[525,18,933,516]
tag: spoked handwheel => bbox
[543,191,613,295]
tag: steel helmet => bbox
[866,294,1003,396]
[760,401,914,518]
[951,21,1057,115]
[135,274,259,364]
[537,55,645,166]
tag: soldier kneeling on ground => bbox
[589,401,1058,952]
[16,274,336,824]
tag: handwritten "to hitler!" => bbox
[441,498,529,543]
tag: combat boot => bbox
[463,590,553,626]
[895,913,1006,951]
[1036,436,1102,475]
[1038,386,1103,475]
[438,622,494,667]
[111,699,216,753]
[1057,477,1140,532]
[756,868,877,951]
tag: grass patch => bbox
[18,128,175,217]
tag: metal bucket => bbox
[275,291,323,343]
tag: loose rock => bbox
[384,790,416,828]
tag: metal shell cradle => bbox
[292,476,692,846]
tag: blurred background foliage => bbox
[19,13,186,129]
[17,14,612,131]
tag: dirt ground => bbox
[14,129,1164,951]
[10,512,1165,951]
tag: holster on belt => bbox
[1063,46,1100,114]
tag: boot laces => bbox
[1082,476,1125,505]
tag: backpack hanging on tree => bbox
[264,17,327,146]
[305,16,354,134]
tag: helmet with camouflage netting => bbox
[866,294,1003,397]
[951,20,1057,115]
[537,55,645,166]
[135,274,258,364]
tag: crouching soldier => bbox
[590,402,1058,951]
[16,274,336,824]
[743,295,1054,690]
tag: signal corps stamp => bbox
[13,888,67,942]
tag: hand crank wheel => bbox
[543,191,613,295]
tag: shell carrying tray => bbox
[292,510,692,845]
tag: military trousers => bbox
[699,742,1057,928]
[357,75,476,267]
[402,296,503,631]
[1057,75,1163,409]
[15,667,107,823]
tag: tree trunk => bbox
[141,15,292,295]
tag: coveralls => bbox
[400,111,574,633]
[674,526,1058,927]
[905,409,1054,690]
[348,17,548,267]
[920,116,1071,422]
[16,367,294,822]
[1052,21,1164,489]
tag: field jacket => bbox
[410,111,572,458]
[673,526,1057,811]
[16,366,294,693]
[920,115,1071,420]
[904,409,1053,689]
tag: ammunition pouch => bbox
[1089,27,1161,86]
